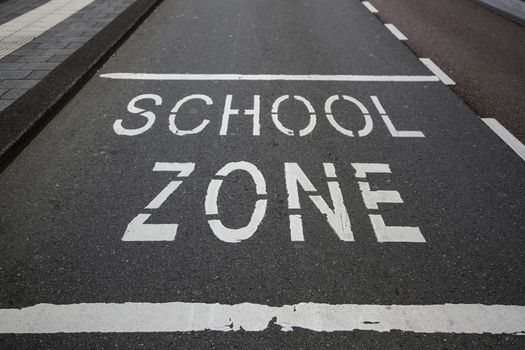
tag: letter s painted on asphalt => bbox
[113,94,162,136]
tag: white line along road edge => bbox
[385,24,408,41]
[99,73,440,82]
[1,302,524,334]
[362,1,379,13]
[419,58,456,85]
[482,118,525,162]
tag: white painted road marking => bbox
[385,24,408,41]
[122,162,195,241]
[114,94,425,138]
[352,163,425,243]
[0,0,95,59]
[205,161,268,243]
[371,96,425,137]
[419,58,456,85]
[123,161,424,243]
[272,95,317,136]
[482,118,525,162]
[100,73,441,82]
[113,94,162,136]
[362,1,379,13]
[285,162,354,242]
[0,302,524,334]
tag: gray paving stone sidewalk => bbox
[0,0,49,26]
[0,0,137,111]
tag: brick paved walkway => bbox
[0,0,50,25]
[0,0,137,111]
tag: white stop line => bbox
[1,302,524,334]
[100,73,440,82]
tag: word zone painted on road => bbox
[122,162,425,244]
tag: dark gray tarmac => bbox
[0,0,524,347]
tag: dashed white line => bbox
[419,58,456,85]
[100,73,440,82]
[385,24,408,41]
[362,1,379,13]
[1,302,524,334]
[482,118,525,162]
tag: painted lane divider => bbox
[362,1,378,13]
[0,302,524,334]
[359,3,452,87]
[385,24,408,41]
[482,118,525,162]
[100,73,440,83]
[419,58,456,85]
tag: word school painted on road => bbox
[123,161,425,244]
[113,94,425,138]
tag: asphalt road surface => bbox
[0,0,524,348]
[372,0,525,142]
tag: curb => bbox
[0,0,163,172]
[475,0,525,26]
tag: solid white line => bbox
[385,24,408,41]
[362,1,378,13]
[0,302,524,334]
[0,0,95,59]
[99,73,440,82]
[419,58,456,85]
[482,118,525,162]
